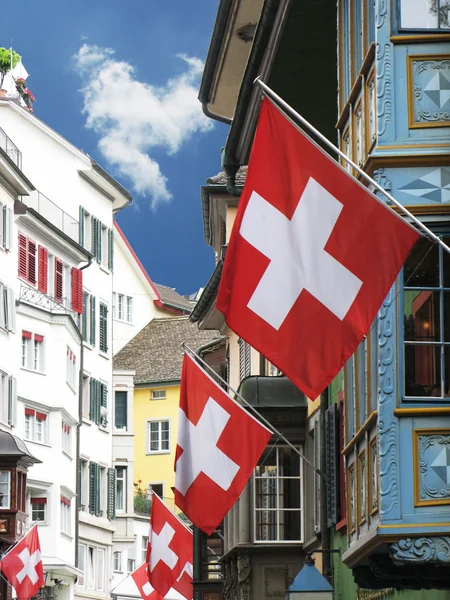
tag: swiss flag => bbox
[0,525,45,600]
[147,494,193,599]
[131,563,163,600]
[217,97,420,399]
[174,353,272,535]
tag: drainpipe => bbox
[75,256,92,569]
[320,387,331,582]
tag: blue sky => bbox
[1,1,228,294]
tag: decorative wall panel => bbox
[414,429,450,506]
[408,55,450,128]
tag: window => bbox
[127,559,135,574]
[0,203,12,251]
[21,331,44,372]
[398,0,450,31]
[89,379,108,426]
[79,208,113,269]
[114,391,127,430]
[141,536,148,563]
[54,258,64,303]
[0,371,17,426]
[0,282,15,333]
[115,294,133,323]
[89,462,101,516]
[78,544,86,586]
[148,483,163,499]
[101,224,108,268]
[238,338,251,381]
[99,302,108,353]
[62,422,71,455]
[31,497,47,523]
[147,420,170,453]
[96,548,105,591]
[115,466,126,512]
[151,389,166,400]
[82,292,96,346]
[403,236,450,399]
[126,296,132,322]
[254,446,303,542]
[61,496,71,535]
[24,409,48,443]
[199,528,223,581]
[87,546,95,589]
[66,347,77,391]
[113,551,122,573]
[80,458,89,511]
[0,471,11,509]
[18,233,37,284]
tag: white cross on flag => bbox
[146,494,193,599]
[0,525,45,600]
[217,97,420,399]
[174,354,272,535]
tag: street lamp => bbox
[286,555,334,600]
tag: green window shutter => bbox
[8,377,17,427]
[82,292,88,341]
[90,295,96,347]
[108,228,114,272]
[97,220,102,264]
[99,303,108,353]
[89,462,96,515]
[90,216,97,258]
[107,468,116,520]
[95,463,101,516]
[96,380,101,425]
[89,378,96,421]
[79,206,85,247]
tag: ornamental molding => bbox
[391,537,450,565]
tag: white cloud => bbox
[73,44,213,208]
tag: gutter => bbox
[196,336,227,358]
[75,257,93,569]
[222,0,281,195]
[198,0,234,125]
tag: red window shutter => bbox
[18,234,28,278]
[25,408,35,416]
[31,497,47,505]
[28,240,37,284]
[34,334,44,343]
[22,330,32,339]
[71,267,83,314]
[38,246,48,293]
[36,412,47,421]
[55,258,63,302]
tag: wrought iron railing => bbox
[357,589,395,599]
[24,190,79,242]
[19,284,80,323]
[0,126,22,169]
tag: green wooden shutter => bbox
[91,216,97,258]
[79,206,85,247]
[325,404,339,527]
[82,292,88,341]
[90,295,96,346]
[96,380,101,425]
[108,228,114,272]
[8,377,17,427]
[95,463,101,516]
[89,378,96,421]
[107,468,116,520]
[97,220,102,263]
[89,462,96,514]
[99,303,108,353]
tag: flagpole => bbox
[182,343,326,481]
[254,77,450,257]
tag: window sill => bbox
[25,439,51,448]
[99,264,111,275]
[62,450,73,460]
[82,341,94,351]
[113,318,133,326]
[66,382,77,394]
[21,367,46,376]
[60,532,73,541]
[146,450,171,456]
[99,350,109,360]
[113,429,130,435]
[82,417,93,426]
[32,521,49,527]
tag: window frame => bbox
[114,390,128,431]
[113,551,122,573]
[60,496,71,536]
[115,466,126,513]
[394,0,450,34]
[30,497,47,524]
[151,389,166,401]
[147,419,170,454]
[0,470,11,509]
[253,445,304,544]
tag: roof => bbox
[113,316,221,384]
[154,283,195,313]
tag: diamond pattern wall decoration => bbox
[415,430,450,506]
[408,55,450,128]
[399,168,450,203]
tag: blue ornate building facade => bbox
[333,0,450,594]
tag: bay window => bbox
[253,446,303,542]
[25,408,48,443]
[398,0,450,31]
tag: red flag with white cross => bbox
[217,97,420,399]
[174,353,272,535]
[0,525,45,600]
[146,494,193,599]
[131,563,163,600]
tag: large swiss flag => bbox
[147,494,193,599]
[174,353,272,535]
[217,98,420,398]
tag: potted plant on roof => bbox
[22,87,35,111]
[0,47,21,97]
[15,77,26,90]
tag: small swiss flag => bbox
[147,494,193,599]
[217,97,420,398]
[131,563,163,600]
[174,353,272,535]
[0,525,45,600]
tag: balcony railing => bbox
[24,190,79,242]
[0,127,22,170]
[19,284,80,323]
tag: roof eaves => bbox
[198,0,234,125]
[90,160,132,202]
[0,147,35,191]
[190,259,224,323]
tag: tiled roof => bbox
[205,165,248,187]
[154,283,194,312]
[113,316,221,384]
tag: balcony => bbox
[24,190,79,242]
[0,127,22,170]
[19,283,79,323]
